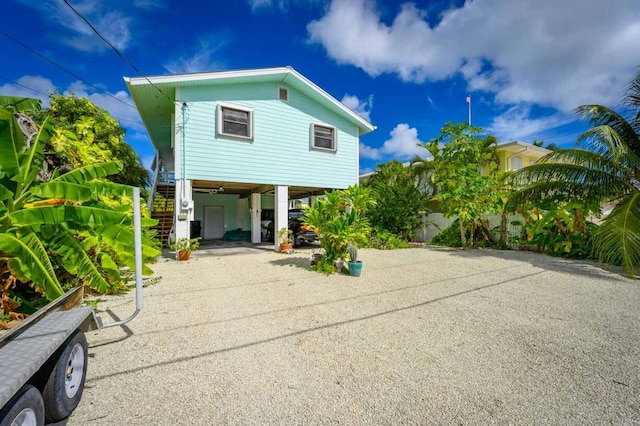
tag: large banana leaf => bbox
[0,232,64,300]
[0,107,26,178]
[54,161,123,185]
[0,182,12,201]
[83,179,133,197]
[50,233,110,293]
[98,224,161,258]
[30,181,92,201]
[0,96,42,112]
[9,205,128,226]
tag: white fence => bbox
[416,212,525,245]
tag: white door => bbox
[204,206,224,239]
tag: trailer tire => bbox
[0,384,44,426]
[42,330,88,423]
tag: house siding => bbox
[180,82,358,189]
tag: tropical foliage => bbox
[413,122,502,247]
[34,94,149,188]
[0,98,159,327]
[509,71,640,276]
[302,185,375,274]
[362,160,428,239]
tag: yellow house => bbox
[493,141,551,173]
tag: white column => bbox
[174,178,193,244]
[274,185,289,251]
[250,193,262,244]
[309,195,318,207]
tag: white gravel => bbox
[70,246,640,425]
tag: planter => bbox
[348,260,363,277]
[279,243,293,252]
[311,253,323,266]
[178,250,191,261]
[335,258,344,273]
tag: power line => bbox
[0,28,137,110]
[0,75,141,126]
[0,75,51,99]
[62,0,177,105]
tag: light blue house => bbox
[125,67,375,249]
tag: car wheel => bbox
[42,330,88,423]
[0,385,44,426]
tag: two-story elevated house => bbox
[125,67,375,249]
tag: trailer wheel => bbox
[42,330,88,423]
[0,385,44,426]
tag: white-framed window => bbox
[216,102,254,140]
[278,86,289,102]
[310,123,337,152]
[511,156,523,170]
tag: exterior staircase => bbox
[151,183,175,247]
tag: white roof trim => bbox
[124,66,375,132]
[497,141,551,154]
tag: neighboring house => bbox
[125,66,375,248]
[492,141,551,172]
[359,140,552,242]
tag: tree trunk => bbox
[459,219,467,248]
[500,210,507,248]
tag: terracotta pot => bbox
[178,250,191,261]
[279,243,292,252]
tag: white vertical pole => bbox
[468,95,472,126]
[250,193,262,244]
[133,187,143,311]
[274,185,289,251]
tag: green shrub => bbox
[367,228,411,250]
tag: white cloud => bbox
[308,0,640,112]
[0,76,57,106]
[341,94,373,122]
[164,37,228,74]
[360,123,429,161]
[359,142,381,160]
[380,123,428,159]
[486,105,574,141]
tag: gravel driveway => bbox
[71,247,640,425]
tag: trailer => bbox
[0,188,145,426]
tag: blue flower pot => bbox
[348,261,362,277]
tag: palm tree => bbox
[509,71,640,276]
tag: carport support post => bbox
[274,185,289,251]
[250,193,262,244]
[174,178,193,246]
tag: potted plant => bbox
[278,227,293,252]
[348,244,362,277]
[302,185,376,274]
[171,237,200,261]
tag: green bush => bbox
[367,228,411,250]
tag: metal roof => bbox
[124,66,375,155]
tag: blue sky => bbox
[2,0,639,174]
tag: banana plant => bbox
[0,103,159,302]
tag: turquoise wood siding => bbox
[180,82,358,188]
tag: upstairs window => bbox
[278,86,289,102]
[311,123,336,152]
[217,103,253,140]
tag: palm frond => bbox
[593,193,640,277]
[575,104,640,156]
